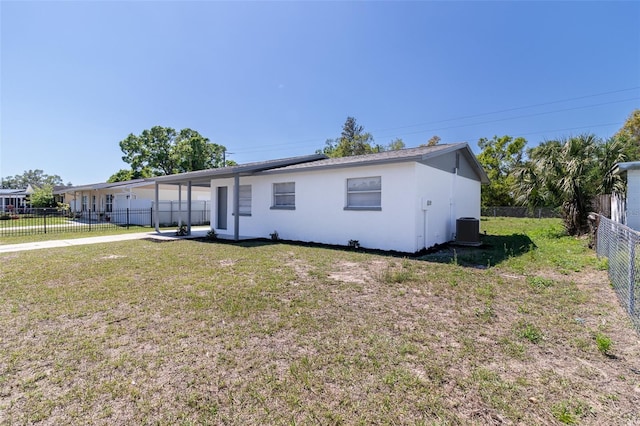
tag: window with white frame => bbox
[105,194,113,213]
[239,185,251,215]
[82,195,88,212]
[272,182,295,209]
[346,176,382,210]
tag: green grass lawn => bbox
[0,215,71,228]
[1,218,638,424]
[0,226,170,245]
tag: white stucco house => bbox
[151,143,489,253]
[55,179,211,226]
[613,161,640,232]
[0,187,29,212]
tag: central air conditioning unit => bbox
[456,217,481,246]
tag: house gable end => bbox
[420,149,486,183]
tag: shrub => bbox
[595,333,612,355]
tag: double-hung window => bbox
[105,194,113,213]
[272,182,295,209]
[239,185,251,215]
[346,176,382,210]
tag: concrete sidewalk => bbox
[0,227,212,253]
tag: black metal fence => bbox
[0,208,148,237]
[0,207,210,237]
[594,215,640,331]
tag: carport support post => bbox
[154,182,160,232]
[178,183,182,228]
[234,174,240,241]
[187,180,192,235]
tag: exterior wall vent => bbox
[456,217,481,246]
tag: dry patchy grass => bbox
[1,218,639,425]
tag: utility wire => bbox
[374,97,639,139]
[232,95,639,155]
[369,86,640,133]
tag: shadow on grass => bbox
[189,233,536,268]
[417,233,536,268]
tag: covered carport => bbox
[149,154,326,240]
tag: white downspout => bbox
[450,154,459,241]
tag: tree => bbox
[107,168,152,183]
[513,135,600,235]
[426,135,441,146]
[1,169,67,189]
[387,138,406,151]
[29,185,56,208]
[476,135,527,207]
[615,109,640,158]
[596,137,628,195]
[318,117,375,158]
[118,126,228,177]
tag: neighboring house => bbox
[54,179,211,226]
[0,187,28,212]
[613,161,640,232]
[151,143,489,253]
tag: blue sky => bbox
[1,1,639,185]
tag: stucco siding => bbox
[64,186,210,211]
[208,154,483,253]
[211,163,420,252]
[413,161,481,250]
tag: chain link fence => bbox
[594,215,640,331]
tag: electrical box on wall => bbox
[421,198,432,210]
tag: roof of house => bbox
[0,188,28,196]
[54,178,150,194]
[57,143,490,191]
[151,153,328,186]
[264,143,490,184]
[614,161,640,174]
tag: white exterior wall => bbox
[209,160,482,253]
[211,163,420,252]
[414,163,481,251]
[64,186,210,211]
[627,170,640,231]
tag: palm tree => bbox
[512,135,599,235]
[597,137,628,195]
[557,135,598,235]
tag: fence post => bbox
[150,207,153,228]
[43,211,47,234]
[127,208,130,229]
[630,237,636,315]
[89,209,92,231]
